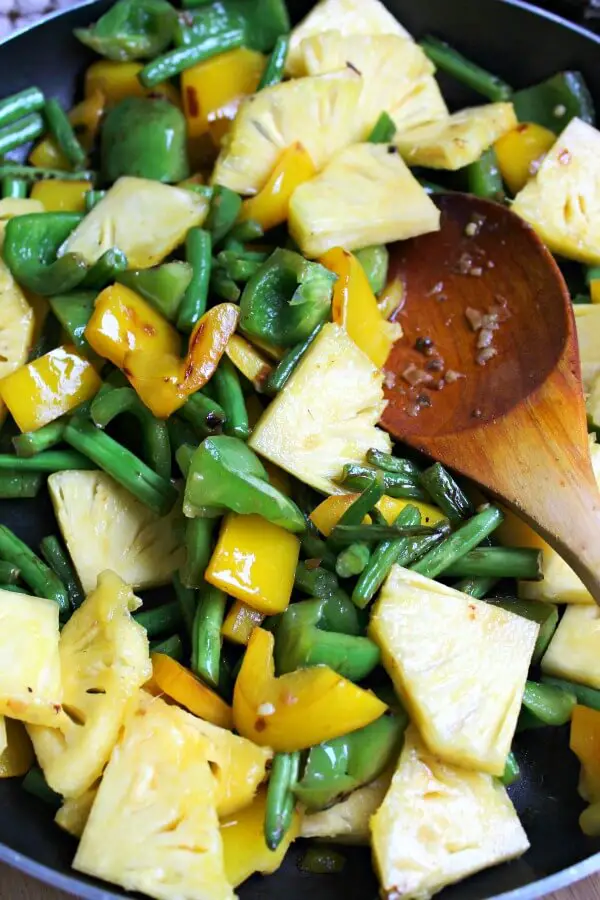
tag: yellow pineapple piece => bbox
[301,771,391,844]
[28,571,151,798]
[369,567,538,775]
[542,605,600,688]
[73,696,234,900]
[56,786,98,838]
[393,77,449,134]
[371,726,529,900]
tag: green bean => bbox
[330,523,449,545]
[90,386,171,481]
[368,112,397,144]
[453,576,499,599]
[0,113,44,155]
[542,676,600,712]
[139,28,245,87]
[166,416,198,455]
[0,87,44,128]
[182,517,216,589]
[300,533,337,572]
[227,220,264,243]
[176,228,212,333]
[0,561,20,584]
[522,680,576,726]
[83,248,128,290]
[181,391,226,436]
[0,471,43,498]
[258,34,290,89]
[40,535,84,612]
[43,99,87,169]
[419,36,512,101]
[2,177,27,199]
[266,323,323,394]
[135,601,183,639]
[352,505,421,609]
[192,586,226,689]
[0,583,30,593]
[84,190,105,212]
[173,571,198,636]
[175,443,195,479]
[206,185,243,245]
[335,472,385,530]
[264,751,301,851]
[444,547,542,580]
[150,634,184,661]
[0,451,94,472]
[13,421,67,458]
[335,543,371,579]
[64,418,178,516]
[217,252,261,282]
[420,178,447,194]
[500,751,520,786]
[210,268,241,301]
[22,767,61,809]
[419,462,474,522]
[340,464,426,500]
[0,525,69,616]
[411,506,503,579]
[0,164,96,183]
[467,148,504,202]
[213,356,250,440]
[366,449,420,481]
[294,562,341,600]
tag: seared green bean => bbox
[210,269,240,301]
[0,113,44,155]
[44,99,87,169]
[192,586,226,689]
[205,185,243,244]
[522,680,576,726]
[227,220,264,244]
[0,451,93,472]
[0,525,69,616]
[258,34,290,89]
[0,583,30,593]
[335,543,371,579]
[500,751,520,786]
[300,533,337,572]
[266,323,323,394]
[341,464,426,500]
[0,164,96,183]
[330,523,449,545]
[213,357,250,440]
[136,601,183,639]
[411,506,503,579]
[151,634,184,661]
[2,177,27,199]
[453,576,499,599]
[419,462,474,522]
[444,547,542,580]
[335,472,385,531]
[173,571,198,636]
[0,471,43,498]
[85,189,106,212]
[265,751,301,851]
[366,448,420,481]
[352,505,421,609]
[294,562,340,600]
[467,148,504,202]
[177,228,212,333]
[139,28,245,88]
[0,87,44,128]
[0,561,20,584]
[181,391,226,436]
[542,676,600,712]
[40,535,84,612]
[181,517,216,589]
[419,35,512,101]
[13,421,66,458]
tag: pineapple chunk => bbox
[396,102,517,170]
[289,143,440,257]
[249,322,391,495]
[286,0,411,77]
[369,567,538,775]
[393,77,449,135]
[575,304,600,392]
[512,118,600,264]
[74,696,234,900]
[542,605,600,688]
[28,571,151,798]
[56,786,98,838]
[212,70,363,196]
[48,470,185,594]
[301,772,391,844]
[371,726,529,900]
[0,589,61,728]
[296,33,445,137]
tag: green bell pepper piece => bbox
[75,0,177,61]
[240,248,336,348]
[101,97,190,183]
[355,245,389,296]
[176,0,290,52]
[512,71,595,134]
[81,248,128,290]
[48,291,96,356]
[183,435,306,532]
[2,212,89,296]
[294,711,406,811]
[117,261,192,321]
[274,597,380,681]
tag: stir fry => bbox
[0,0,599,897]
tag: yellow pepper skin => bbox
[590,279,600,305]
[221,787,300,887]
[494,122,556,195]
[310,494,445,537]
[222,600,265,646]
[233,627,388,751]
[151,652,233,729]
[571,705,600,802]
[225,333,273,392]
[240,144,317,232]
[84,60,180,107]
[206,513,300,615]
[30,181,92,213]
[0,345,101,432]
[29,91,105,171]
[321,248,400,369]
[182,48,265,140]
[0,720,34,779]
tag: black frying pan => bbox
[1,0,600,897]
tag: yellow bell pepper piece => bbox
[0,345,101,432]
[84,60,180,107]
[222,600,265,646]
[494,122,556,195]
[310,494,445,537]
[321,248,401,369]
[234,627,387,751]
[182,48,265,139]
[571,705,600,802]
[30,180,92,213]
[377,276,404,320]
[221,787,300,887]
[240,143,317,232]
[0,719,34,778]
[29,91,105,171]
[225,333,273,392]
[590,278,600,305]
[206,514,300,615]
[151,652,233,729]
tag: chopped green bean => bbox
[542,676,600,712]
[522,680,576,726]
[151,634,184,661]
[453,576,499,599]
[368,112,397,144]
[330,523,449,545]
[444,547,542,580]
[500,751,520,786]
[2,177,27,199]
[22,767,61,809]
[366,448,420,481]
[173,571,198,636]
[210,268,241,301]
[419,35,513,101]
[13,421,67,458]
[467,148,504,202]
[40,535,84,612]
[227,220,264,244]
[175,443,195,479]
[0,471,43,498]
[181,517,216,589]
[0,165,96,183]
[44,98,87,169]
[300,533,337,572]
[0,525,69,616]
[0,561,20,584]
[0,87,44,128]
[353,505,421,609]
[0,113,44,155]
[0,451,94,472]
[192,586,226,688]
[177,228,212,333]
[139,28,245,88]
[258,34,290,90]
[85,190,106,212]
[419,462,474,522]
[266,323,324,394]
[340,464,426,501]
[411,506,503,579]
[335,543,371,579]
[181,391,226,436]
[265,751,301,851]
[206,185,243,245]
[0,583,30,593]
[294,562,341,600]
[213,357,250,440]
[136,601,183,639]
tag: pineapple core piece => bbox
[542,605,600,689]
[28,571,151,798]
[371,726,529,900]
[286,0,412,77]
[249,322,391,495]
[212,70,363,196]
[396,102,517,170]
[74,696,234,900]
[513,118,600,265]
[289,143,440,257]
[0,589,61,727]
[48,470,185,594]
[301,771,392,844]
[369,567,538,775]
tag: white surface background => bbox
[0,0,77,41]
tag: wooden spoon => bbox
[382,192,600,600]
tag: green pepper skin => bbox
[3,213,87,296]
[355,245,389,295]
[176,0,290,52]
[117,261,192,321]
[101,97,190,184]
[240,248,336,348]
[184,435,306,532]
[512,71,595,134]
[48,291,96,355]
[75,0,177,61]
